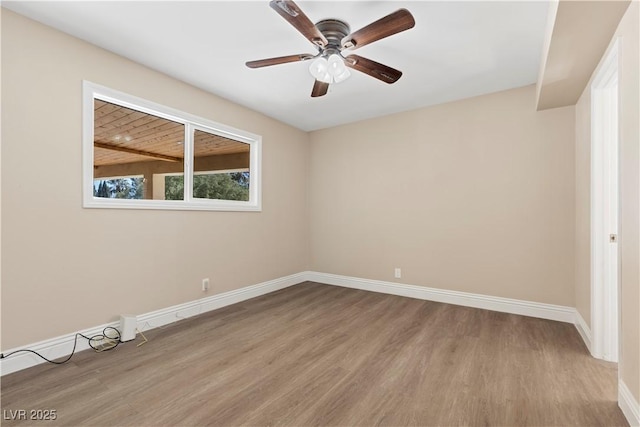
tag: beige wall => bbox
[1,10,311,348]
[575,1,640,403]
[309,85,576,306]
[574,89,592,327]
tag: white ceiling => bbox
[4,1,550,131]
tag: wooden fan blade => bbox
[246,54,314,68]
[341,9,415,50]
[344,55,403,84]
[269,0,328,47]
[311,80,329,97]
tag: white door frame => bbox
[590,38,620,362]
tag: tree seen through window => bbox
[165,172,249,201]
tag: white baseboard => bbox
[0,320,121,377]
[0,270,604,377]
[574,310,592,353]
[619,380,640,426]
[0,272,306,376]
[306,271,576,323]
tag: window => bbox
[83,81,261,211]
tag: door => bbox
[591,39,620,362]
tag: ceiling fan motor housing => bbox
[315,19,351,53]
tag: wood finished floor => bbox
[1,282,628,426]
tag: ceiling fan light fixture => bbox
[310,54,351,84]
[309,57,331,83]
[333,67,351,84]
[328,54,345,73]
[318,71,332,84]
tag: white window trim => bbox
[82,81,262,211]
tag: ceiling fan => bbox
[246,0,415,97]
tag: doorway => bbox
[590,39,620,362]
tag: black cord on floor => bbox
[0,327,122,365]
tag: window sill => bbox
[83,198,262,212]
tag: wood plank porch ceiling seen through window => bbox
[93,99,250,167]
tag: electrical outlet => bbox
[394,268,401,279]
[202,278,210,292]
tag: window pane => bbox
[193,129,250,201]
[93,99,184,200]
